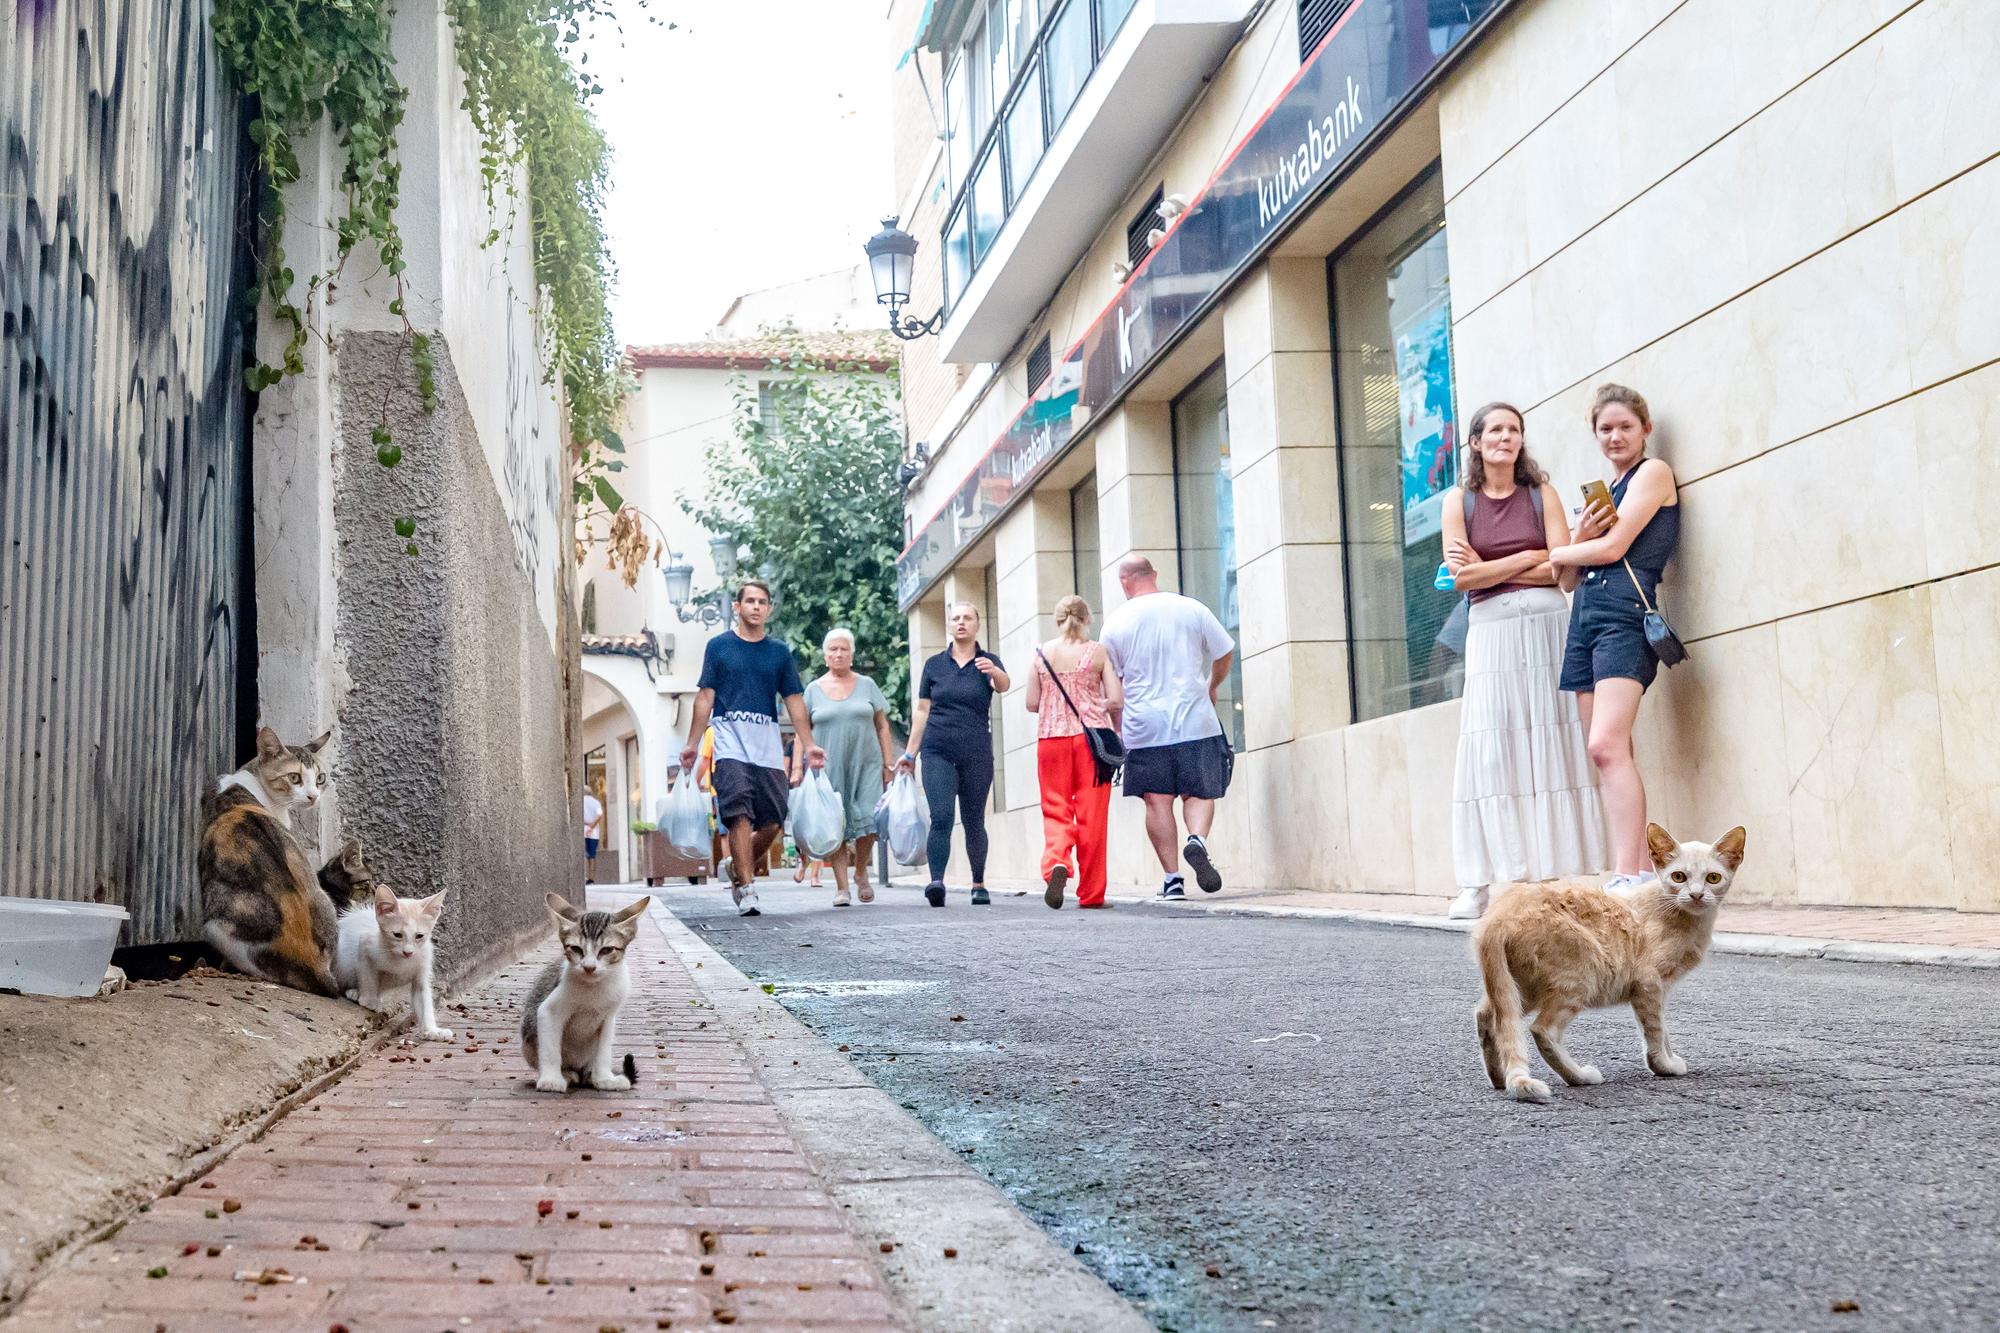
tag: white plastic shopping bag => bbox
[880,771,928,866]
[665,771,710,858]
[792,770,846,861]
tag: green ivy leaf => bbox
[394,516,416,538]
[377,444,402,468]
[592,476,623,512]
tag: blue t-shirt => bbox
[697,631,804,771]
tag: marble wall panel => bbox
[1911,361,2000,583]
[1341,713,1415,891]
[1776,586,1953,906]
[1671,395,1931,641]
[1884,0,2000,199]
[1648,622,1799,904]
[1929,566,2000,912]
[1897,155,2000,391]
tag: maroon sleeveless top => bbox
[1465,486,1546,603]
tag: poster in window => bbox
[1392,292,1457,545]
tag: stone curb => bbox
[642,901,1153,1333]
[1113,894,2000,969]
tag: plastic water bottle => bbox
[1433,561,1455,592]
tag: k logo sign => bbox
[1117,304,1137,376]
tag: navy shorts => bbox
[1124,734,1234,800]
[584,837,600,859]
[1561,577,1659,692]
[714,758,790,830]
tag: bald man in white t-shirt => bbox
[1097,556,1236,900]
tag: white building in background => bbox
[713,263,878,337]
[578,318,896,878]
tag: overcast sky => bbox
[583,1,899,346]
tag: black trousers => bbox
[920,742,993,884]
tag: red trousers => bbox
[1037,733,1111,906]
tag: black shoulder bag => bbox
[1036,647,1126,786]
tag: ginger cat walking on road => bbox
[1473,823,1747,1103]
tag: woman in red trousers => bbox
[1025,595,1123,910]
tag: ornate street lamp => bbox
[664,534,744,629]
[864,216,941,341]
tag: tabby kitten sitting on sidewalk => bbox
[521,894,649,1093]
[1473,823,1747,1104]
[200,725,343,997]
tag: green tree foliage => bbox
[684,334,909,727]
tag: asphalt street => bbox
[667,879,1999,1332]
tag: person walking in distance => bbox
[804,628,898,907]
[582,778,605,884]
[1099,556,1235,899]
[679,580,825,917]
[1025,595,1122,909]
[896,601,1010,907]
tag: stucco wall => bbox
[333,333,576,984]
[253,0,581,972]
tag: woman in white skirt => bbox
[1441,402,1607,919]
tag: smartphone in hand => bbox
[1580,479,1617,525]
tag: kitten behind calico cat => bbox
[1473,823,1747,1104]
[319,838,376,908]
[521,894,649,1093]
[201,726,342,997]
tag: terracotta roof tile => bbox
[626,329,898,372]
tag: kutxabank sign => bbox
[898,0,1502,609]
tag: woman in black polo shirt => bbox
[896,601,1010,907]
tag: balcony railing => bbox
[940,0,1140,317]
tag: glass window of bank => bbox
[1332,169,1461,723]
[1172,364,1244,748]
[1070,473,1100,612]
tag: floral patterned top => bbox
[1036,642,1111,740]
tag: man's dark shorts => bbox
[1124,734,1233,801]
[714,758,790,829]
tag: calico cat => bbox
[521,893,648,1093]
[1473,823,1747,1104]
[200,725,343,997]
[318,838,376,908]
[335,884,453,1041]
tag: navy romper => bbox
[1559,461,1681,693]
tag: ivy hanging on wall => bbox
[211,0,644,556]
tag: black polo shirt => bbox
[917,645,1004,755]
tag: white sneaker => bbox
[1603,872,1656,899]
[732,883,761,917]
[1446,885,1489,920]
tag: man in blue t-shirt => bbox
[679,580,824,917]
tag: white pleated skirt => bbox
[1452,587,1609,888]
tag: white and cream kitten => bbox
[520,893,648,1093]
[334,884,453,1041]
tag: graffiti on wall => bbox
[1,0,251,942]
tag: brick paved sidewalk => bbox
[9,911,903,1332]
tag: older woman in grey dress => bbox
[803,627,898,906]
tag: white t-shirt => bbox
[582,794,603,837]
[1099,591,1235,750]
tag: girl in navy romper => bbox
[1550,385,1681,894]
